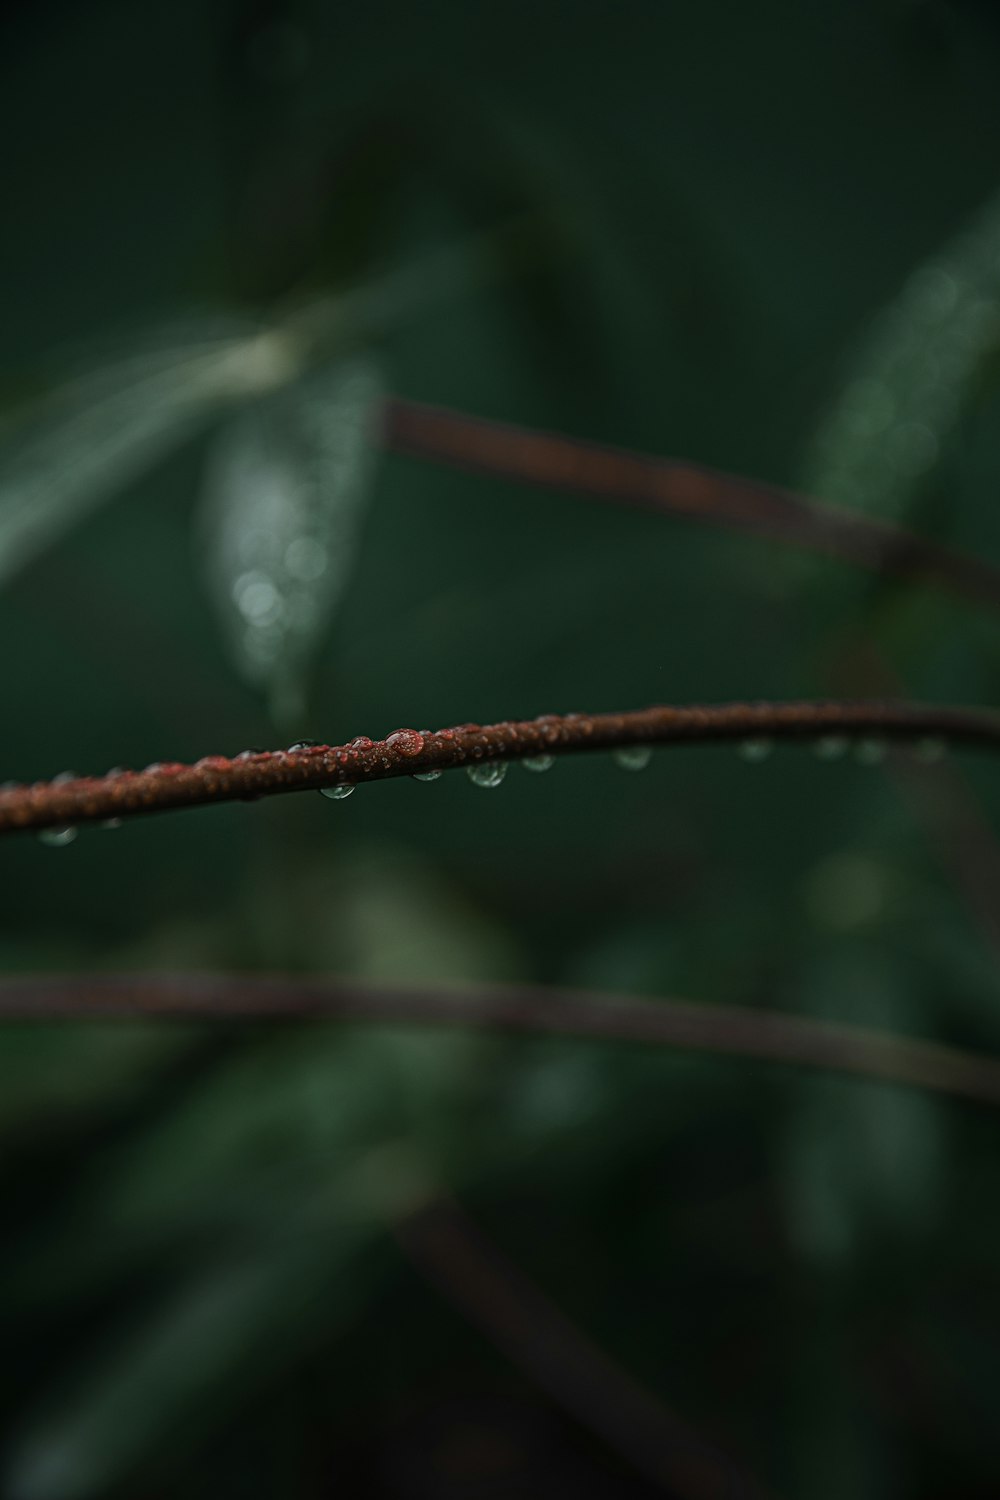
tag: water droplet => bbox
[100,818,123,831]
[855,738,887,765]
[814,735,849,761]
[386,728,425,758]
[613,746,652,771]
[739,738,772,763]
[51,771,76,785]
[912,737,946,764]
[467,761,507,789]
[412,770,442,782]
[522,754,556,773]
[348,736,374,750]
[287,739,317,752]
[319,783,355,800]
[104,767,128,780]
[236,748,264,760]
[38,826,77,847]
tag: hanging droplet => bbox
[739,738,772,763]
[467,761,507,789]
[813,735,849,761]
[912,737,946,764]
[100,818,123,831]
[319,782,355,800]
[855,738,887,765]
[522,754,556,773]
[412,770,442,782]
[38,826,77,847]
[613,746,652,772]
[288,739,317,752]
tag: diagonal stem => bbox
[396,1186,777,1499]
[381,398,1000,611]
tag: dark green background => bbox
[3,1,1000,1495]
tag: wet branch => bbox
[2,700,999,836]
[3,974,999,1107]
[381,398,1000,612]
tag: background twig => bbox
[3,974,998,1106]
[395,1187,775,1499]
[381,398,1000,611]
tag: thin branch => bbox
[2,700,999,836]
[396,1188,775,1499]
[381,397,1000,611]
[3,975,999,1107]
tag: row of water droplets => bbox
[304,725,948,805]
[23,728,949,844]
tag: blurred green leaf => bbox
[0,320,302,584]
[198,356,383,723]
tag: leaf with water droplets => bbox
[199,357,383,724]
[802,185,1000,521]
[0,318,298,584]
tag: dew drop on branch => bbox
[319,783,355,800]
[522,754,556,772]
[467,762,507,789]
[739,738,772,763]
[385,728,425,758]
[613,746,652,771]
[912,737,946,764]
[813,735,849,761]
[855,738,887,766]
[38,826,77,847]
[412,770,442,782]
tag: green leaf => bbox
[198,357,383,723]
[802,185,1000,519]
[0,320,301,582]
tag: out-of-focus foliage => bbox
[4,1,1000,1495]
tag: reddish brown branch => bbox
[2,700,999,836]
[381,397,1000,610]
[3,975,998,1107]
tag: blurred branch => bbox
[396,1187,775,1499]
[2,699,999,836]
[3,975,999,1107]
[381,398,1000,610]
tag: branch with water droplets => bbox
[1,700,999,838]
